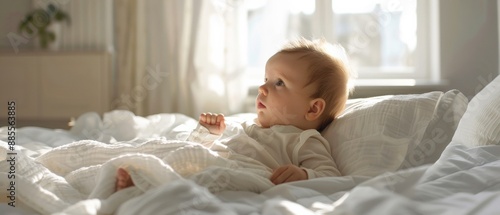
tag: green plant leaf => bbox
[47,4,56,13]
[54,11,70,25]
[18,4,71,48]
[47,32,55,42]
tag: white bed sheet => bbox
[1,109,500,215]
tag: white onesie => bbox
[188,119,340,179]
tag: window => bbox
[245,0,438,85]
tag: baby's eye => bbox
[275,79,285,87]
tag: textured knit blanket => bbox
[0,136,274,214]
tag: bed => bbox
[1,74,499,215]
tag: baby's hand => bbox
[199,113,226,135]
[270,164,307,184]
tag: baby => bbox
[116,38,353,191]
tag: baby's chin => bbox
[254,117,271,128]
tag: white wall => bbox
[0,0,31,49]
[440,0,499,99]
[39,0,114,51]
[0,0,112,51]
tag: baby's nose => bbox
[258,84,268,96]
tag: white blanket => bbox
[1,111,500,215]
[0,135,274,214]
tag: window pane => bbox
[246,0,418,79]
[333,0,417,71]
[246,0,315,69]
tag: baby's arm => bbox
[270,137,339,184]
[187,113,226,147]
[297,137,341,179]
[270,164,307,184]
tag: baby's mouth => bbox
[257,101,266,109]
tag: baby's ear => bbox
[305,98,325,121]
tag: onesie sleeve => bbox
[187,124,221,148]
[296,132,341,179]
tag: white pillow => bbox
[451,75,500,147]
[398,89,468,169]
[322,90,468,177]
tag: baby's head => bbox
[256,38,353,131]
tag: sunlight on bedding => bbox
[0,76,499,214]
[311,193,349,213]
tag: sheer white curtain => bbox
[113,0,247,118]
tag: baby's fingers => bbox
[209,113,217,124]
[199,113,207,124]
[216,114,225,124]
[200,113,224,125]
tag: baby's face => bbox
[256,52,317,129]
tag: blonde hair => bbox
[278,38,354,131]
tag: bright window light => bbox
[245,0,431,84]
